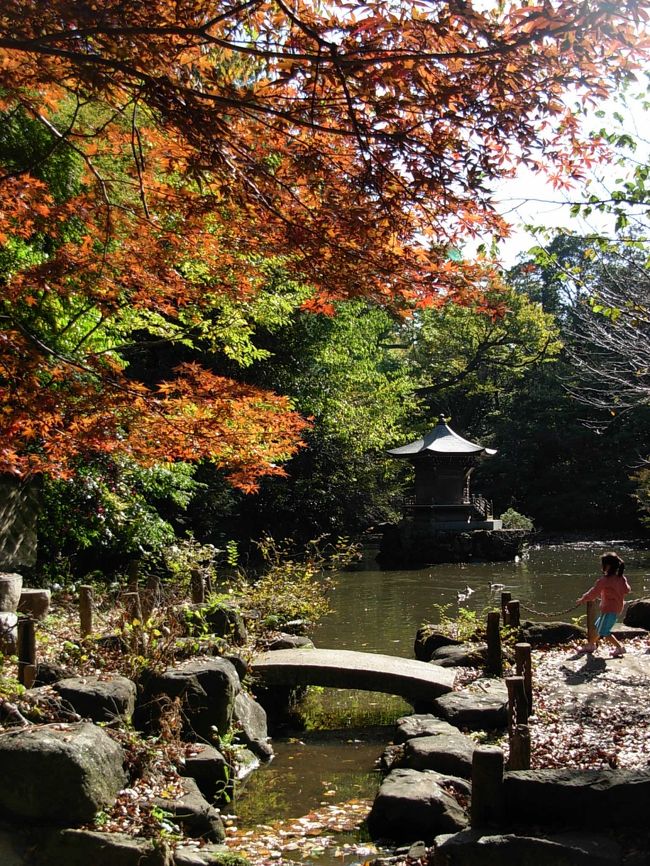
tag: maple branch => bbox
[130,99,151,219]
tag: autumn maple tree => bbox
[0,0,647,486]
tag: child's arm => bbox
[576,578,604,605]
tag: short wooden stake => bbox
[506,675,529,731]
[127,559,140,593]
[508,723,531,770]
[506,599,521,628]
[587,600,598,645]
[17,617,36,687]
[123,591,144,652]
[141,574,161,622]
[190,568,205,604]
[515,642,533,714]
[485,611,503,676]
[500,591,512,625]
[79,585,93,638]
[471,746,504,827]
[123,591,143,623]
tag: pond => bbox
[234,539,650,831]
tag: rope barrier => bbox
[518,601,581,618]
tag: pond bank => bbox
[232,632,650,866]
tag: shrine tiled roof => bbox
[387,417,496,457]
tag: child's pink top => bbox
[577,574,631,614]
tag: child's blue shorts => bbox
[595,612,617,637]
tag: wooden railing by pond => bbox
[402,494,493,518]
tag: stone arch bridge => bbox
[250,648,455,703]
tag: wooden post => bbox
[587,600,598,645]
[141,574,161,622]
[508,724,531,771]
[506,675,529,731]
[471,746,504,827]
[127,559,140,593]
[500,591,512,626]
[190,568,205,604]
[485,611,503,676]
[123,591,143,623]
[515,642,533,714]
[79,585,93,638]
[506,600,521,628]
[17,617,36,687]
[123,591,144,652]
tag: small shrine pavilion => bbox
[387,415,501,529]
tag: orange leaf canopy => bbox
[0,0,647,483]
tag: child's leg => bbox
[578,636,598,653]
[605,634,625,655]
[598,613,625,655]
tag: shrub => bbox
[499,508,534,531]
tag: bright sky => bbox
[473,91,650,266]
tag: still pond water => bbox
[234,540,650,828]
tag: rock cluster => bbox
[0,645,272,866]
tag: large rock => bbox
[185,603,247,646]
[136,658,241,740]
[232,692,273,761]
[611,623,647,640]
[433,830,621,866]
[0,822,37,866]
[178,744,231,804]
[623,598,650,630]
[504,768,650,828]
[265,633,314,651]
[367,768,469,843]
[33,661,74,687]
[0,611,18,654]
[224,654,249,681]
[379,524,528,566]
[0,722,126,824]
[152,778,225,842]
[233,747,260,783]
[173,845,243,866]
[414,628,461,662]
[53,675,137,724]
[395,713,457,743]
[17,588,51,620]
[29,829,172,866]
[400,724,474,779]
[0,572,23,612]
[519,621,586,647]
[429,643,488,669]
[173,846,249,866]
[433,679,508,730]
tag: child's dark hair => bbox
[601,551,625,576]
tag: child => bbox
[576,551,631,657]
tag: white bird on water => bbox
[489,582,505,592]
